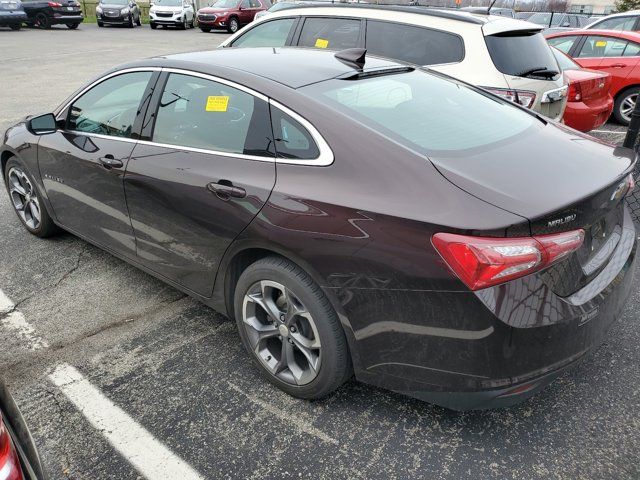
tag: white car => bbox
[149,0,195,29]
[584,10,640,31]
[221,5,568,120]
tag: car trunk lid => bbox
[565,68,610,103]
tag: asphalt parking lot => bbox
[1,23,640,480]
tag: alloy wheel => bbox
[242,280,321,386]
[8,167,41,230]
[621,93,638,123]
[229,18,238,32]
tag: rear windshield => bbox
[485,32,560,79]
[301,70,538,156]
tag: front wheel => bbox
[4,159,59,238]
[97,21,104,27]
[66,22,79,29]
[136,13,141,26]
[127,15,134,27]
[10,23,21,30]
[200,25,211,32]
[234,256,351,399]
[227,16,238,33]
[149,21,157,29]
[613,87,640,126]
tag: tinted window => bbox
[547,35,579,54]
[365,21,463,66]
[485,32,559,78]
[590,16,636,31]
[578,36,628,57]
[271,108,319,160]
[67,71,152,138]
[152,73,273,157]
[624,42,640,56]
[231,18,295,47]
[302,71,536,155]
[249,0,260,7]
[298,17,360,50]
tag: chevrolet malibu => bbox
[1,48,636,410]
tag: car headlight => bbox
[96,5,102,12]
[121,7,129,13]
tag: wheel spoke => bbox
[9,179,27,197]
[290,336,320,373]
[29,200,41,224]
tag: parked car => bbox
[21,0,82,29]
[547,29,640,124]
[1,47,637,410]
[460,6,515,17]
[552,47,613,131]
[0,381,46,479]
[254,0,329,21]
[149,0,195,29]
[96,0,141,27]
[515,11,535,20]
[527,11,590,33]
[197,0,270,33]
[221,5,568,120]
[0,0,27,29]
[584,10,640,31]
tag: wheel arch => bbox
[614,83,640,101]
[1,149,17,178]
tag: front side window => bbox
[297,17,361,50]
[578,36,628,57]
[67,71,152,138]
[231,18,295,47]
[271,108,319,160]
[590,16,636,31]
[302,71,537,155]
[365,21,464,66]
[249,0,260,7]
[547,35,579,54]
[152,73,273,157]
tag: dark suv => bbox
[96,0,141,27]
[22,0,83,28]
[0,0,27,29]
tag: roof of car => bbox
[155,47,404,88]
[546,28,640,42]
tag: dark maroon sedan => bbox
[197,0,269,33]
[1,48,637,410]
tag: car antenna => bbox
[334,48,367,70]
[487,0,497,14]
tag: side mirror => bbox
[27,113,57,135]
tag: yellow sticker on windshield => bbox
[595,40,607,47]
[315,38,329,49]
[205,96,229,112]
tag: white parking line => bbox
[0,288,49,350]
[591,130,627,135]
[49,363,205,480]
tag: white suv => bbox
[221,5,568,120]
[149,0,195,29]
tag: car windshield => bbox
[211,0,237,7]
[552,47,580,70]
[155,0,181,5]
[302,70,538,156]
[528,12,565,26]
[485,31,559,78]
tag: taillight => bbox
[567,82,582,102]
[47,1,62,6]
[432,229,585,290]
[0,413,24,480]
[483,87,536,109]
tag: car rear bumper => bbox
[563,96,614,132]
[50,13,83,24]
[338,207,637,410]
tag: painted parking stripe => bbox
[0,288,49,350]
[591,130,626,135]
[49,363,205,480]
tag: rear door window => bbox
[297,17,361,50]
[547,35,580,54]
[577,36,628,58]
[230,18,296,47]
[485,32,559,78]
[365,21,464,66]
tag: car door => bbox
[295,16,364,50]
[246,0,261,21]
[238,0,251,24]
[38,70,158,258]
[575,35,640,93]
[123,71,276,297]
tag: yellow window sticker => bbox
[595,40,607,47]
[315,38,329,49]
[206,96,229,112]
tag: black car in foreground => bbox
[0,0,27,29]
[96,0,141,27]
[22,0,82,28]
[1,48,637,410]
[0,382,45,479]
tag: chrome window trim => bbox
[269,100,334,167]
[134,138,276,162]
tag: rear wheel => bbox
[614,87,640,125]
[4,159,59,238]
[34,12,50,29]
[227,16,238,33]
[9,23,21,30]
[66,22,79,29]
[136,13,141,25]
[200,25,211,32]
[234,256,351,399]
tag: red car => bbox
[547,29,640,125]
[552,47,613,132]
[197,0,270,33]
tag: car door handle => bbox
[99,155,124,169]
[207,181,246,199]
[606,63,626,68]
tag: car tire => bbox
[613,87,640,126]
[4,158,59,238]
[127,15,134,27]
[66,22,79,29]
[200,25,211,32]
[180,16,187,29]
[97,20,104,26]
[233,256,352,400]
[10,23,21,30]
[150,21,157,29]
[34,12,50,29]
[227,16,238,33]
[136,14,141,26]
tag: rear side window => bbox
[590,16,637,31]
[547,35,579,54]
[152,73,273,157]
[577,36,630,58]
[365,21,464,66]
[297,17,361,50]
[271,108,319,160]
[485,32,559,78]
[231,18,295,47]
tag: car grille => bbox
[104,9,120,16]
[198,14,216,21]
[156,11,173,17]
